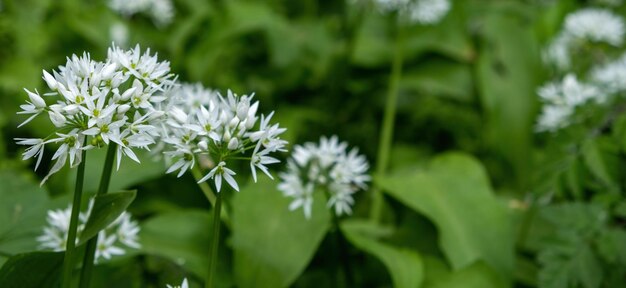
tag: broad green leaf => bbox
[0,169,61,265]
[401,60,474,102]
[231,177,331,288]
[0,251,63,287]
[428,261,506,288]
[474,3,541,189]
[140,210,233,287]
[341,219,424,288]
[378,153,514,278]
[78,190,136,245]
[68,149,166,193]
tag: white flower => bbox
[160,83,287,192]
[408,0,451,25]
[37,200,140,263]
[543,34,572,70]
[14,138,46,170]
[536,105,573,132]
[109,0,174,27]
[278,136,370,219]
[563,8,625,46]
[591,52,626,93]
[198,161,239,192]
[166,278,189,288]
[16,43,177,183]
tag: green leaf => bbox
[78,190,136,245]
[582,138,618,190]
[231,177,331,288]
[0,169,62,265]
[474,3,541,189]
[377,153,514,278]
[401,60,474,102]
[0,251,63,287]
[538,235,603,288]
[427,261,506,288]
[68,149,166,194]
[341,219,424,288]
[140,210,233,287]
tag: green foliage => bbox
[231,178,330,288]
[341,219,424,288]
[0,251,63,287]
[378,153,514,280]
[78,190,137,245]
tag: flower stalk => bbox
[206,191,223,288]
[78,143,117,288]
[61,142,87,288]
[192,166,231,226]
[371,20,405,223]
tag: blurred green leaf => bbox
[538,235,602,288]
[427,261,506,288]
[341,219,424,288]
[474,4,541,189]
[378,153,514,278]
[140,209,233,287]
[0,251,63,288]
[582,138,618,190]
[231,177,331,288]
[0,169,61,265]
[401,60,473,102]
[68,149,166,194]
[78,190,137,245]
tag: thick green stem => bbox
[206,192,222,288]
[370,21,405,222]
[61,143,88,288]
[333,215,353,288]
[192,166,231,227]
[78,143,117,288]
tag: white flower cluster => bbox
[278,136,370,219]
[373,0,451,25]
[591,52,626,93]
[160,83,288,192]
[166,278,189,288]
[536,74,601,132]
[37,201,140,263]
[15,44,176,184]
[109,0,174,27]
[544,8,625,70]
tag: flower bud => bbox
[169,107,188,124]
[48,111,66,127]
[42,70,58,90]
[227,138,239,150]
[198,140,208,151]
[236,97,250,120]
[117,104,131,115]
[25,89,46,108]
[229,116,240,129]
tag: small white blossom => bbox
[372,0,450,25]
[37,200,140,263]
[166,278,189,288]
[591,52,626,93]
[278,136,370,219]
[563,8,625,46]
[109,0,174,27]
[160,84,288,192]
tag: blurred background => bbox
[1,0,625,287]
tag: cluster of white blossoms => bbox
[544,8,625,70]
[109,0,174,26]
[15,44,176,184]
[166,278,189,288]
[373,0,451,25]
[278,136,370,219]
[536,74,601,132]
[37,201,140,263]
[591,52,626,93]
[160,83,288,192]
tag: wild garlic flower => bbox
[544,8,625,70]
[109,0,174,27]
[160,83,287,192]
[166,278,189,288]
[15,44,176,184]
[373,0,451,25]
[37,200,140,263]
[278,136,370,219]
[563,8,624,46]
[536,74,602,132]
[591,52,626,93]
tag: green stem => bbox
[192,166,231,227]
[78,143,117,288]
[332,215,353,288]
[370,20,405,223]
[206,192,222,288]
[61,142,88,288]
